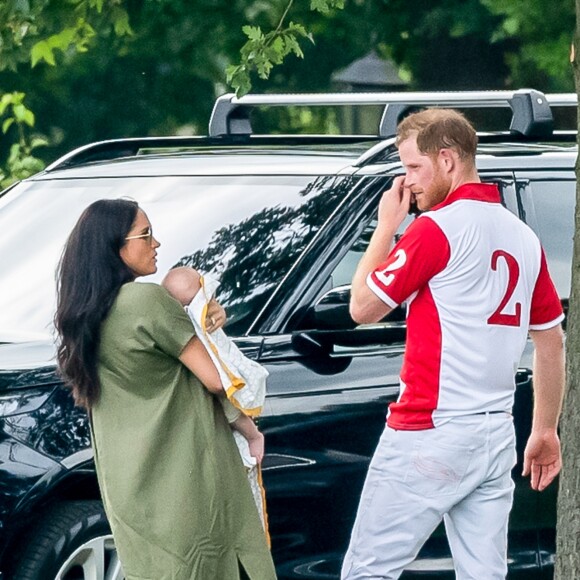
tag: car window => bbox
[517,179,575,300]
[0,173,350,338]
[329,178,513,292]
[330,213,416,289]
[320,178,517,330]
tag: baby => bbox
[161,266,269,532]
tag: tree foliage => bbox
[0,0,132,71]
[482,0,574,90]
[0,92,47,188]
[0,0,575,180]
[227,0,345,96]
[0,0,132,185]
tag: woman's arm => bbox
[178,336,224,394]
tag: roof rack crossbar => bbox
[45,136,219,172]
[44,135,376,172]
[209,90,577,138]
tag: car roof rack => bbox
[209,90,577,139]
[44,90,576,173]
[44,135,379,172]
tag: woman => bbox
[54,199,276,580]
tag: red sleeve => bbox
[367,216,450,307]
[529,248,564,329]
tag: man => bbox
[342,109,565,580]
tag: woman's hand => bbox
[205,298,226,333]
[247,430,265,464]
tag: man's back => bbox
[384,183,563,429]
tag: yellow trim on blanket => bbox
[226,394,263,417]
[200,276,263,417]
[257,464,271,547]
[199,278,246,388]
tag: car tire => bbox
[10,500,124,580]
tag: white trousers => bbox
[341,413,516,580]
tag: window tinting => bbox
[523,180,575,299]
[0,174,353,338]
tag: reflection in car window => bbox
[330,212,416,289]
[521,180,575,299]
[175,175,358,334]
[0,174,353,338]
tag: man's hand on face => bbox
[377,175,413,234]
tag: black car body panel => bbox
[0,90,574,579]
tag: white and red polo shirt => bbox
[367,183,564,430]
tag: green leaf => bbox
[89,0,104,12]
[2,118,14,134]
[310,0,345,13]
[287,38,304,59]
[31,40,56,67]
[256,58,274,79]
[8,143,21,165]
[47,28,77,51]
[30,137,49,150]
[310,0,328,13]
[20,155,44,174]
[0,94,14,116]
[111,7,133,36]
[226,64,252,98]
[503,17,520,36]
[22,109,35,127]
[243,25,263,42]
[288,22,309,38]
[12,104,26,122]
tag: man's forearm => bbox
[530,325,565,431]
[351,226,396,294]
[350,225,396,323]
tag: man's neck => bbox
[448,169,481,195]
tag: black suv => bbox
[0,90,576,579]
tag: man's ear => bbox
[438,148,458,173]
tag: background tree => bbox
[0,0,575,174]
[0,0,132,184]
[555,3,580,577]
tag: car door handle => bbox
[515,368,532,385]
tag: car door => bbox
[258,170,547,580]
[254,170,450,579]
[513,171,575,575]
[253,172,409,580]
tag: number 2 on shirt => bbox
[487,250,522,327]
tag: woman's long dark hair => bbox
[55,199,139,409]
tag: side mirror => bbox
[309,285,355,330]
[304,284,408,331]
[294,284,407,356]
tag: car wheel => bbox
[11,500,124,580]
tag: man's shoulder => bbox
[401,213,449,243]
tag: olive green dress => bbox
[92,282,276,580]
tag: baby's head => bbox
[161,267,202,306]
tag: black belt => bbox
[474,410,508,415]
